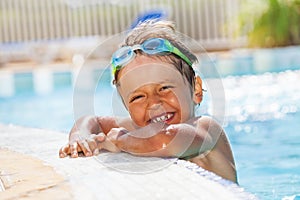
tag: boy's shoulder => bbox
[195,115,215,124]
[195,116,224,131]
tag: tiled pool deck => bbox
[0,124,256,199]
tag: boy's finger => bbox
[93,133,106,150]
[165,125,178,135]
[94,133,106,143]
[93,148,100,155]
[78,141,92,157]
[70,142,79,158]
[87,139,98,155]
[59,145,69,158]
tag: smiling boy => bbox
[59,20,237,183]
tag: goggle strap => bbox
[172,47,193,66]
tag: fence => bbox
[0,0,247,64]
[0,0,245,49]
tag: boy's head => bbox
[110,20,203,126]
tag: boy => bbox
[59,20,237,183]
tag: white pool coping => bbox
[0,124,257,200]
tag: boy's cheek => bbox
[127,108,146,125]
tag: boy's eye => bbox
[129,95,144,103]
[159,85,174,92]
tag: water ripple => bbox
[216,70,300,122]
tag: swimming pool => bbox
[1,48,300,200]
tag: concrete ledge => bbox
[0,124,257,200]
[0,148,72,199]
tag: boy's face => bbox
[116,55,196,127]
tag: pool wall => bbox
[0,61,111,98]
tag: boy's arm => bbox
[106,116,216,158]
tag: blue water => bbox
[228,115,300,199]
[1,67,300,200]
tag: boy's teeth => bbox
[152,113,173,123]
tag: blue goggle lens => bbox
[142,38,164,53]
[112,46,133,67]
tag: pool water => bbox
[1,67,300,200]
[228,114,300,199]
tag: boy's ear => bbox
[193,76,203,104]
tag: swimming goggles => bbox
[111,38,193,75]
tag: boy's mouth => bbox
[150,112,174,124]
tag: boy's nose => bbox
[147,95,162,110]
[149,103,161,110]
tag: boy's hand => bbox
[100,128,128,153]
[59,132,106,158]
[59,128,128,158]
